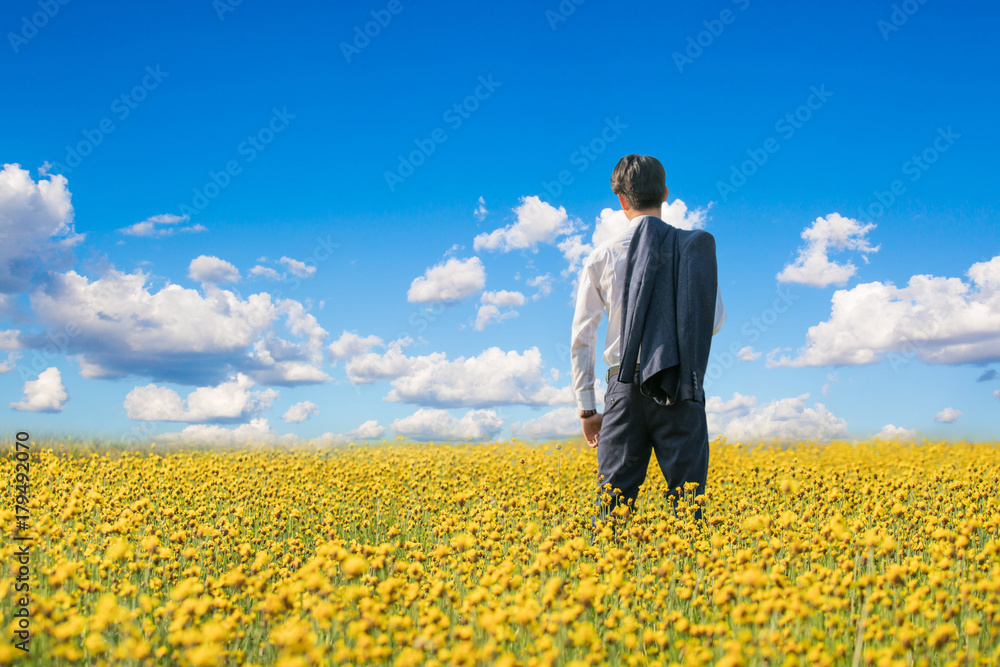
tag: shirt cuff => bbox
[576,389,596,412]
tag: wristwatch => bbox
[579,409,597,419]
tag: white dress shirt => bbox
[571,215,726,411]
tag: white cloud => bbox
[250,266,282,280]
[527,274,553,300]
[188,255,240,284]
[282,401,318,423]
[29,268,328,386]
[557,234,592,278]
[156,418,296,446]
[318,419,386,445]
[10,367,68,412]
[874,424,917,441]
[407,256,486,303]
[737,346,761,362]
[345,344,576,408]
[473,196,578,252]
[279,256,316,279]
[0,163,83,293]
[510,407,580,440]
[776,213,879,287]
[0,330,23,350]
[994,389,1000,401]
[118,213,205,237]
[475,290,525,331]
[474,196,488,221]
[768,255,1000,367]
[0,351,19,373]
[934,407,962,424]
[481,290,525,307]
[328,330,384,360]
[123,373,277,422]
[474,304,519,331]
[391,408,503,441]
[707,392,848,442]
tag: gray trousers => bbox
[595,367,709,524]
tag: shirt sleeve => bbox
[570,259,605,412]
[712,284,726,336]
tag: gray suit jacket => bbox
[617,215,718,405]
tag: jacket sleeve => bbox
[676,230,718,402]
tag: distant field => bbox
[2,438,999,666]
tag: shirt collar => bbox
[628,214,659,229]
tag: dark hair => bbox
[610,154,667,210]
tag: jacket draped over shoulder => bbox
[617,216,718,406]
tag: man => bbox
[570,154,725,526]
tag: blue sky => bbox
[1,0,998,444]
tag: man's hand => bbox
[582,413,603,448]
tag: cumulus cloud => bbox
[874,424,917,441]
[391,408,503,441]
[279,256,316,279]
[776,213,879,287]
[481,290,525,307]
[994,390,1000,401]
[474,196,488,221]
[27,267,328,386]
[407,257,485,303]
[318,419,386,445]
[0,163,83,294]
[474,290,525,331]
[10,366,68,412]
[934,407,962,424]
[345,344,576,408]
[527,274,553,300]
[249,266,282,280]
[510,407,580,440]
[282,401,318,423]
[0,351,18,373]
[768,255,1000,368]
[118,213,206,237]
[475,304,519,331]
[328,330,384,361]
[738,346,761,362]
[706,392,848,442]
[156,418,296,446]
[188,255,240,284]
[123,373,278,423]
[474,196,579,253]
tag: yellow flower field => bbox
[2,438,1000,666]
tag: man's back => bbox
[570,215,725,413]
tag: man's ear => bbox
[663,188,669,202]
[617,193,629,210]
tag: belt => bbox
[607,363,641,383]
